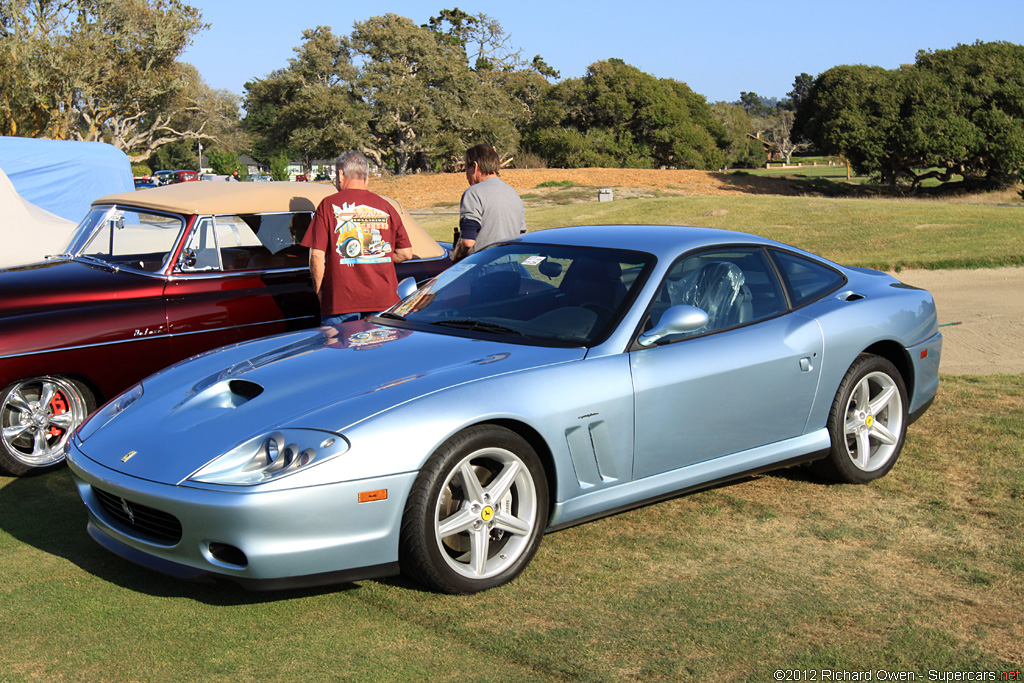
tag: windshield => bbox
[63,206,184,273]
[389,243,653,346]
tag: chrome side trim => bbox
[0,316,317,361]
[167,266,310,281]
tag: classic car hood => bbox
[0,259,159,319]
[76,322,586,484]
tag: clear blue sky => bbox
[182,0,1024,104]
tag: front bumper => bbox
[66,442,416,589]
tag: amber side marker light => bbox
[358,489,388,503]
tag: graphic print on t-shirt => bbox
[332,202,393,265]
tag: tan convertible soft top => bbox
[94,181,445,259]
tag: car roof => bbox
[517,224,779,255]
[94,181,335,215]
[93,181,446,259]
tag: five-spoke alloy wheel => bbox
[818,354,907,484]
[0,376,93,476]
[400,425,549,594]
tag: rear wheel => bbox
[400,425,548,594]
[0,376,94,476]
[816,354,907,484]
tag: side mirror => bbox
[638,305,709,347]
[396,276,418,300]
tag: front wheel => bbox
[0,376,94,476]
[400,425,549,594]
[816,354,908,484]
[341,237,362,259]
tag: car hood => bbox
[0,259,157,319]
[75,321,586,484]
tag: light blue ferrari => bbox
[66,225,941,594]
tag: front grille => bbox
[91,486,183,545]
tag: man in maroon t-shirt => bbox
[302,151,412,325]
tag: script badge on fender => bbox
[121,450,138,463]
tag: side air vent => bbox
[565,420,620,488]
[837,290,865,302]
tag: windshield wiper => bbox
[73,254,119,272]
[376,311,407,321]
[430,319,526,336]
[45,253,73,261]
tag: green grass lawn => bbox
[417,193,1024,271]
[1,376,1021,681]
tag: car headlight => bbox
[187,429,350,486]
[76,383,144,442]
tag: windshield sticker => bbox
[521,255,546,266]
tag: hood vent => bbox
[228,379,263,403]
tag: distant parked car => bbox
[295,174,308,182]
[133,177,157,189]
[152,170,177,186]
[313,173,332,182]
[175,170,199,183]
[249,173,271,182]
[0,182,451,476]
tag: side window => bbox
[179,217,221,272]
[770,250,846,307]
[216,213,311,272]
[648,247,787,338]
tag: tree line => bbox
[3,1,1022,189]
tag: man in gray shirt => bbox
[451,144,527,262]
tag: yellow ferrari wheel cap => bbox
[865,415,874,428]
[481,505,494,522]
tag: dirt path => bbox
[889,267,1024,375]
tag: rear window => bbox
[770,250,846,307]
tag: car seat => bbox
[669,261,751,331]
[560,258,627,314]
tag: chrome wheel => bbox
[842,370,904,472]
[434,447,540,581]
[0,377,90,473]
[342,237,362,258]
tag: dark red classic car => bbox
[0,181,450,476]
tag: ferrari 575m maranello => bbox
[66,224,941,594]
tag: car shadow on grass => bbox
[0,468,368,605]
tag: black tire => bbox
[399,425,549,594]
[0,376,95,477]
[342,237,362,258]
[815,354,908,484]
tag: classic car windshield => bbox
[389,244,653,345]
[65,206,184,273]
